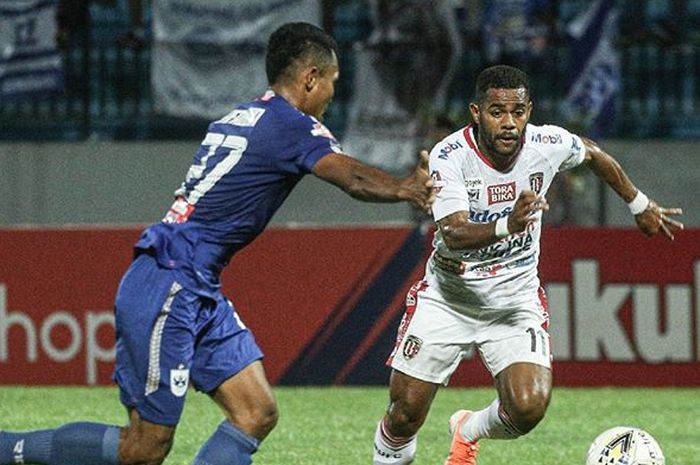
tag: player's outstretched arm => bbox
[581,137,684,240]
[311,150,435,212]
[438,190,548,250]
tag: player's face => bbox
[307,52,339,121]
[470,87,532,168]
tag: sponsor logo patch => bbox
[465,177,483,200]
[431,170,446,193]
[571,135,582,152]
[530,133,563,144]
[163,197,195,224]
[465,177,483,190]
[311,122,335,140]
[403,335,423,359]
[437,140,463,159]
[487,182,516,204]
[469,206,513,223]
[406,293,416,307]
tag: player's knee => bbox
[505,390,550,434]
[254,402,280,437]
[233,400,279,440]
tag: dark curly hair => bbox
[474,65,531,103]
[265,22,338,86]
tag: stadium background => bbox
[1,0,699,390]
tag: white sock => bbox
[373,418,417,465]
[459,399,523,442]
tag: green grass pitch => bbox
[1,386,698,464]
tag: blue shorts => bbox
[113,253,264,426]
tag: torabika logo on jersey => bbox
[529,172,544,194]
[488,182,516,205]
[403,335,423,360]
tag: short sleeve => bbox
[528,124,586,173]
[274,113,342,174]
[558,131,586,171]
[429,144,470,221]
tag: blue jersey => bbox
[135,91,341,297]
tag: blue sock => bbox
[192,421,259,465]
[0,422,120,465]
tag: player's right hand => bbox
[508,190,549,233]
[402,150,436,213]
[634,200,684,240]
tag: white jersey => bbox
[427,123,585,309]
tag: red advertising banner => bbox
[0,226,698,386]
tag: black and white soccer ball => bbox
[585,426,665,465]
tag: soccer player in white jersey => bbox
[372,65,684,465]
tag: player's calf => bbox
[0,422,120,465]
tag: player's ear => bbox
[469,102,480,124]
[303,66,319,93]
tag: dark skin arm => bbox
[311,150,435,213]
[438,190,548,250]
[438,137,684,251]
[581,137,683,239]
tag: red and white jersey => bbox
[427,123,585,309]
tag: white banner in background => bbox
[152,0,320,119]
[341,47,419,174]
[0,0,63,99]
[342,0,461,173]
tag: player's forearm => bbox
[439,214,504,250]
[341,164,410,203]
[313,152,410,203]
[582,137,638,202]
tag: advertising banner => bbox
[1,226,698,386]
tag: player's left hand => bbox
[403,150,436,213]
[635,200,684,240]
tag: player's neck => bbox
[270,84,303,111]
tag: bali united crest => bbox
[529,172,544,194]
[403,335,423,360]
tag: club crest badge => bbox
[529,172,544,194]
[170,364,189,397]
[403,335,423,360]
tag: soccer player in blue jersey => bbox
[0,22,434,465]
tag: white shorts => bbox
[388,280,551,385]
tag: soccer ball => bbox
[585,426,665,465]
